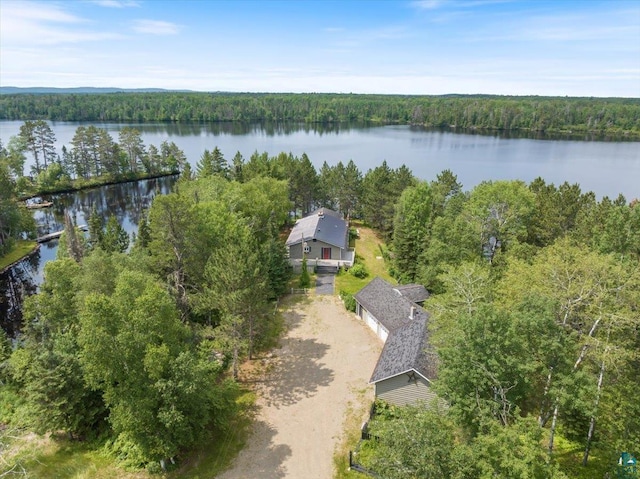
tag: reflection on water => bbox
[0,176,178,337]
[1,121,638,202]
[0,250,39,338]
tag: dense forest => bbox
[1,92,640,137]
[1,142,639,476]
[1,168,293,471]
[365,174,640,478]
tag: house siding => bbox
[289,242,303,259]
[361,308,388,342]
[288,240,342,261]
[375,374,437,407]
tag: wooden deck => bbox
[36,225,87,243]
[26,201,53,209]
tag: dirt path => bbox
[217,295,382,479]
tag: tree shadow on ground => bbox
[218,420,292,479]
[258,336,334,408]
[242,299,334,407]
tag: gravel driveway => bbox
[217,295,382,479]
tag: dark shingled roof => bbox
[354,277,437,384]
[369,309,438,383]
[285,208,348,249]
[394,284,430,304]
[354,277,418,332]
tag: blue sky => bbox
[1,0,639,96]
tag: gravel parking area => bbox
[217,295,381,479]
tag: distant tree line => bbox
[1,92,639,137]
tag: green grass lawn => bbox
[0,240,38,272]
[335,223,395,296]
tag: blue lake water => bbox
[1,121,638,200]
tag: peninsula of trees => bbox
[1,120,186,198]
[1,92,639,137]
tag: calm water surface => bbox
[1,121,638,200]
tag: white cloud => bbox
[2,1,84,24]
[411,0,510,10]
[0,1,123,45]
[90,0,140,7]
[132,19,181,35]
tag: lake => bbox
[1,121,639,335]
[1,121,638,200]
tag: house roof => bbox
[394,284,430,304]
[354,277,419,332]
[369,309,438,383]
[354,277,437,384]
[285,208,348,250]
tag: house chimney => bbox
[409,306,415,320]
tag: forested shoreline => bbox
[2,92,640,137]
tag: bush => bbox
[340,290,356,312]
[299,257,311,288]
[349,263,368,279]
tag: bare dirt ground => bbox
[217,294,382,479]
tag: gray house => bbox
[286,208,354,270]
[354,277,436,406]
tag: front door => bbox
[321,247,332,259]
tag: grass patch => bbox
[168,389,256,479]
[553,432,614,479]
[0,432,149,479]
[336,223,395,296]
[0,240,38,272]
[333,387,373,479]
[0,388,257,479]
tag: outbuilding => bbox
[354,277,437,406]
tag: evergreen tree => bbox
[19,120,56,174]
[230,151,245,182]
[393,182,432,282]
[196,147,228,178]
[87,207,104,250]
[118,127,145,173]
[101,215,129,253]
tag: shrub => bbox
[340,290,356,312]
[299,257,311,288]
[349,263,368,279]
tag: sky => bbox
[1,0,639,97]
